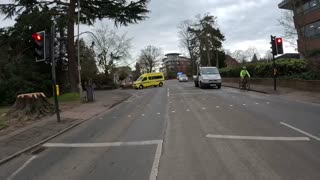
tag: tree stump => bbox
[7,92,55,122]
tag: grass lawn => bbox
[0,106,10,129]
[49,93,80,103]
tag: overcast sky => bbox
[0,0,296,64]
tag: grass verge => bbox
[0,107,10,129]
[49,93,80,103]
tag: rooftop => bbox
[278,0,292,10]
[165,53,181,56]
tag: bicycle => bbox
[239,78,250,90]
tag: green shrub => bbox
[220,59,314,79]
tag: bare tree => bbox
[263,50,273,62]
[278,11,298,47]
[231,50,246,63]
[178,20,197,75]
[138,45,163,73]
[91,23,132,75]
[245,47,259,61]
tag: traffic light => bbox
[276,37,284,54]
[32,31,46,62]
[270,36,277,56]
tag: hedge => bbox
[219,59,319,80]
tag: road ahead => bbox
[1,80,320,180]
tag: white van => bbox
[194,67,222,89]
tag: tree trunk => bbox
[7,93,54,122]
[67,0,78,92]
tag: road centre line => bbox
[167,88,170,97]
[206,134,310,141]
[43,140,163,148]
[280,122,320,141]
[6,155,37,180]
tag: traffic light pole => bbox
[271,35,277,91]
[50,24,61,122]
[272,53,277,91]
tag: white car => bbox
[178,74,189,82]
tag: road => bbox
[1,80,320,180]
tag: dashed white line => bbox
[6,155,38,180]
[206,134,310,141]
[266,102,270,104]
[242,104,246,106]
[157,113,161,115]
[167,88,170,97]
[255,102,259,105]
[229,105,233,107]
[280,122,320,141]
[128,115,132,118]
[142,114,145,116]
[202,107,206,110]
[186,109,190,112]
[171,111,176,113]
[44,140,163,148]
[216,106,220,108]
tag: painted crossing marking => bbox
[280,122,320,141]
[149,141,163,180]
[6,155,37,180]
[43,140,163,148]
[206,134,310,141]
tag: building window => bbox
[297,0,320,15]
[304,21,320,38]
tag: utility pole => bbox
[51,24,61,122]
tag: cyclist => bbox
[240,66,251,88]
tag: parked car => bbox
[178,74,189,82]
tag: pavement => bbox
[223,81,320,104]
[0,90,131,164]
[0,80,320,180]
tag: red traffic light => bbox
[276,38,282,44]
[33,33,43,41]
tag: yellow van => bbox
[133,72,165,89]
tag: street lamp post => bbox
[77,0,83,102]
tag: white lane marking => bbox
[169,102,172,104]
[100,117,103,120]
[44,140,163,148]
[171,92,205,96]
[206,134,310,141]
[229,105,233,107]
[186,109,190,112]
[202,107,206,110]
[255,102,259,105]
[149,141,163,180]
[280,122,320,141]
[157,113,161,115]
[113,117,117,119]
[6,155,37,180]
[124,100,132,103]
[171,111,176,113]
[242,104,246,106]
[266,102,270,104]
[142,114,145,116]
[128,115,132,118]
[216,106,220,108]
[167,88,170,97]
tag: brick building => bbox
[279,0,320,55]
[160,53,190,79]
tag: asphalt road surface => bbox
[1,80,320,180]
